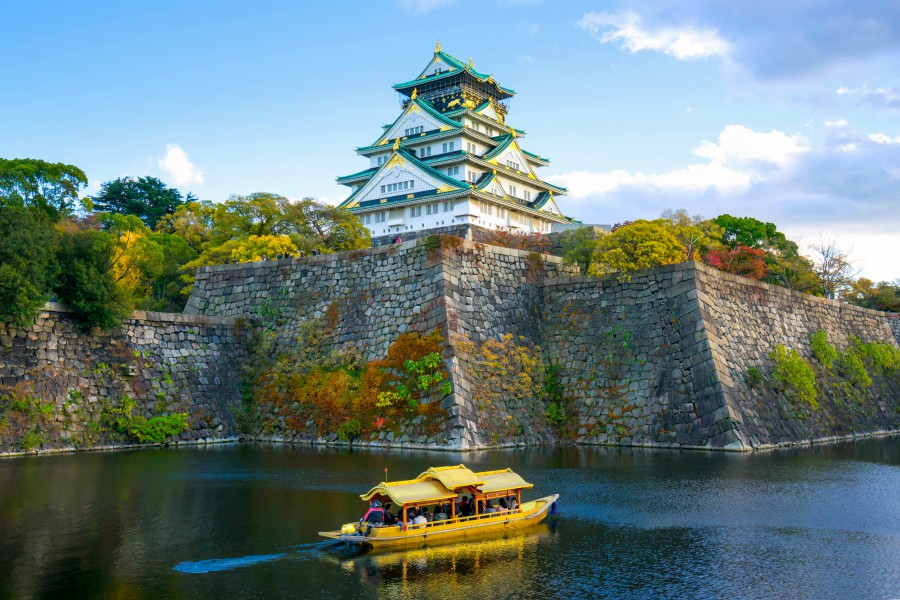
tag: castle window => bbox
[506,160,520,170]
[447,166,460,176]
[467,170,477,183]
[422,146,432,157]
[410,206,422,218]
[374,212,386,223]
[524,191,531,202]
[404,126,424,136]
[509,185,517,197]
[442,141,455,153]
[442,201,454,212]
[426,204,439,215]
[479,201,493,216]
[466,142,476,153]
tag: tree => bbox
[659,209,723,261]
[558,226,605,274]
[705,245,767,280]
[88,176,184,229]
[0,207,59,325]
[845,278,900,312]
[712,214,783,249]
[0,158,87,221]
[155,199,218,251]
[810,238,858,300]
[588,220,685,276]
[54,219,130,329]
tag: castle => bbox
[337,43,573,244]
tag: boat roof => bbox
[477,468,534,493]
[360,479,458,505]
[416,464,485,490]
[359,465,532,505]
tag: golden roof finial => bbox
[492,169,497,176]
[411,88,418,100]
[509,126,517,139]
[392,137,400,151]
[435,40,441,53]
[468,57,473,67]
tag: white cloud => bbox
[868,133,900,145]
[578,11,730,60]
[158,144,204,186]
[836,85,900,109]
[553,125,808,201]
[692,125,809,168]
[825,118,847,127]
[398,0,454,12]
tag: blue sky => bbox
[3,0,899,280]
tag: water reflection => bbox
[0,439,897,599]
[325,525,553,596]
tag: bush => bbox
[850,337,900,375]
[835,346,872,389]
[545,402,564,425]
[55,225,130,329]
[0,207,58,326]
[745,366,763,388]
[769,344,818,410]
[336,417,362,442]
[809,330,838,368]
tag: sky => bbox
[2,0,899,281]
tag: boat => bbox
[318,464,558,548]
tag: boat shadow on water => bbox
[321,524,557,590]
[172,522,556,585]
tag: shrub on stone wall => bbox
[835,346,872,389]
[0,383,56,452]
[769,344,818,410]
[809,330,838,369]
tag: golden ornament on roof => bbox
[435,40,441,52]
[468,57,473,67]
[509,127,517,139]
[411,88,418,100]
[393,138,400,151]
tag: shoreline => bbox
[3,428,898,459]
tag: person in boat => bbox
[383,503,398,525]
[498,498,509,512]
[458,496,473,517]
[433,504,449,522]
[484,500,496,514]
[411,508,428,527]
[358,499,384,535]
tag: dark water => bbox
[1,440,898,600]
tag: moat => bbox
[1,439,898,599]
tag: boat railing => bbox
[392,506,524,531]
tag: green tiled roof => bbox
[394,50,515,96]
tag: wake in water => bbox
[173,540,345,574]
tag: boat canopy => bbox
[360,479,458,506]
[359,465,533,506]
[416,464,485,490]
[476,469,534,493]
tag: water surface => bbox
[1,440,898,599]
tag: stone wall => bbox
[4,238,897,455]
[693,263,900,448]
[543,263,737,449]
[185,236,576,450]
[0,304,245,455]
[543,262,899,450]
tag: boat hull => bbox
[318,494,558,548]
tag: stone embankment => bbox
[0,303,245,456]
[2,235,898,455]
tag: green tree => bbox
[845,278,900,312]
[155,199,218,251]
[588,220,685,276]
[54,220,130,329]
[142,233,197,311]
[0,158,87,221]
[558,226,605,274]
[88,176,184,229]
[659,209,723,260]
[0,207,59,325]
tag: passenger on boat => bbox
[411,508,428,527]
[358,500,384,535]
[484,500,496,513]
[433,504,449,522]
[383,503,398,525]
[509,497,518,510]
[458,497,472,517]
[498,498,509,512]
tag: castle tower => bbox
[337,44,571,242]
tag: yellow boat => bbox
[318,464,558,548]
